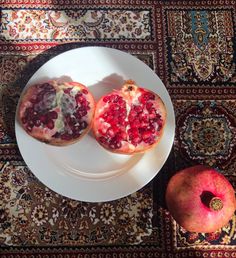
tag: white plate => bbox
[15,46,175,202]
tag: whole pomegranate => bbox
[165,165,236,233]
[93,80,166,154]
[18,80,95,146]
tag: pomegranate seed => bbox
[68,117,76,127]
[139,92,155,104]
[63,88,72,94]
[109,138,122,149]
[48,111,58,119]
[75,94,86,104]
[73,124,82,132]
[25,107,34,115]
[117,131,127,141]
[133,105,143,113]
[139,113,149,122]
[128,128,139,137]
[140,121,149,128]
[74,110,81,119]
[118,97,125,105]
[145,92,155,100]
[106,115,114,123]
[61,133,72,140]
[142,131,152,140]
[119,119,127,126]
[128,111,137,122]
[28,120,34,127]
[22,117,27,124]
[149,113,156,119]
[72,131,81,138]
[144,135,155,145]
[107,128,119,138]
[82,89,88,94]
[42,83,54,91]
[52,132,60,138]
[112,95,120,103]
[30,98,37,104]
[35,119,41,127]
[103,96,111,103]
[26,125,32,132]
[46,120,54,129]
[130,119,141,128]
[36,93,44,102]
[39,115,47,124]
[79,109,87,117]
[131,136,142,145]
[158,120,163,129]
[99,136,108,144]
[110,104,120,111]
[80,121,88,129]
[146,102,153,110]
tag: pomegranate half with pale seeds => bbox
[18,81,95,146]
[93,80,167,154]
[166,165,236,233]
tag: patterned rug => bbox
[0,0,236,257]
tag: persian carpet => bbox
[0,0,236,257]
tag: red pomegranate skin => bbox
[165,165,236,233]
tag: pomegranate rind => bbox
[18,80,95,146]
[165,165,236,233]
[93,81,167,154]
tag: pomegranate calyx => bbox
[200,191,223,211]
[209,197,223,211]
[122,80,138,97]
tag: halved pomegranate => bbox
[93,80,166,154]
[18,80,95,146]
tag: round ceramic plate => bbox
[15,46,175,202]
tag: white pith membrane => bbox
[94,84,165,154]
[19,81,93,145]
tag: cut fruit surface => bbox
[93,80,167,154]
[18,80,95,146]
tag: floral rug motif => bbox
[0,161,153,246]
[1,0,236,257]
[1,9,152,41]
[166,9,236,84]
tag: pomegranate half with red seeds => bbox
[166,165,236,233]
[93,80,166,154]
[18,80,95,146]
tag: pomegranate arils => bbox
[80,121,88,129]
[133,105,143,113]
[40,83,54,92]
[48,111,58,119]
[139,92,155,103]
[22,117,27,124]
[19,81,95,145]
[82,89,88,94]
[109,137,122,149]
[142,131,152,140]
[26,125,33,132]
[46,120,54,129]
[103,96,110,103]
[61,133,73,141]
[63,88,72,94]
[39,114,47,124]
[35,119,41,127]
[93,82,166,154]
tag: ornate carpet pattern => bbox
[1,0,236,257]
